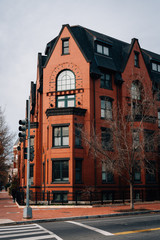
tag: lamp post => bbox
[23,97,32,219]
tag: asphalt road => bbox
[40,213,160,239]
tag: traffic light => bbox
[30,146,34,161]
[18,119,27,141]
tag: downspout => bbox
[93,78,97,189]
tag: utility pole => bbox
[23,96,32,219]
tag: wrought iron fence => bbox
[14,189,152,206]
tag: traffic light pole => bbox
[23,96,32,219]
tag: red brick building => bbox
[17,24,160,203]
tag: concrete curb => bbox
[1,209,160,226]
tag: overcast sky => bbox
[0,0,160,145]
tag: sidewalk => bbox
[1,190,160,225]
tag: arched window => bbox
[131,81,141,100]
[57,70,75,91]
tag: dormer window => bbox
[97,43,109,56]
[152,62,160,72]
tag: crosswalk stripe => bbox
[0,228,43,235]
[0,230,47,238]
[0,223,63,240]
[18,235,59,240]
[67,221,114,236]
[35,224,63,240]
[0,224,38,230]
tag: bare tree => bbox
[81,77,159,209]
[0,107,14,186]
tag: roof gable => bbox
[42,24,160,86]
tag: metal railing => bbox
[14,189,154,206]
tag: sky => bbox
[0,0,160,145]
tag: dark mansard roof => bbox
[42,24,160,86]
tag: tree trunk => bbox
[130,182,134,210]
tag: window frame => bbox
[100,73,112,90]
[132,129,140,151]
[96,43,109,56]
[146,161,156,183]
[152,62,160,72]
[102,162,114,183]
[57,69,76,92]
[57,94,75,108]
[62,38,69,55]
[134,51,139,67]
[30,164,34,185]
[100,97,113,120]
[131,81,141,100]
[134,163,141,183]
[75,158,83,183]
[52,124,69,148]
[52,191,68,203]
[158,110,160,128]
[101,127,113,151]
[144,129,155,152]
[52,158,69,183]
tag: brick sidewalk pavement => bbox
[1,190,160,225]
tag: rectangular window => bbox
[132,102,142,116]
[157,90,160,101]
[52,159,69,182]
[75,159,82,183]
[100,73,112,89]
[134,52,139,67]
[134,163,141,182]
[158,111,160,127]
[62,39,69,55]
[132,130,140,151]
[146,162,156,183]
[97,43,109,56]
[30,164,34,185]
[75,126,82,147]
[152,62,160,72]
[131,82,141,100]
[57,95,75,108]
[102,163,114,183]
[152,63,157,71]
[47,126,49,149]
[101,128,113,151]
[52,126,69,147]
[53,192,68,203]
[43,162,45,184]
[102,191,113,201]
[144,130,154,152]
[158,135,160,154]
[101,99,112,119]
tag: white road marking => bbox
[67,220,114,236]
[37,223,63,240]
[0,223,63,240]
[18,235,58,240]
[0,231,45,238]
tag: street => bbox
[1,213,160,239]
[40,213,160,240]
